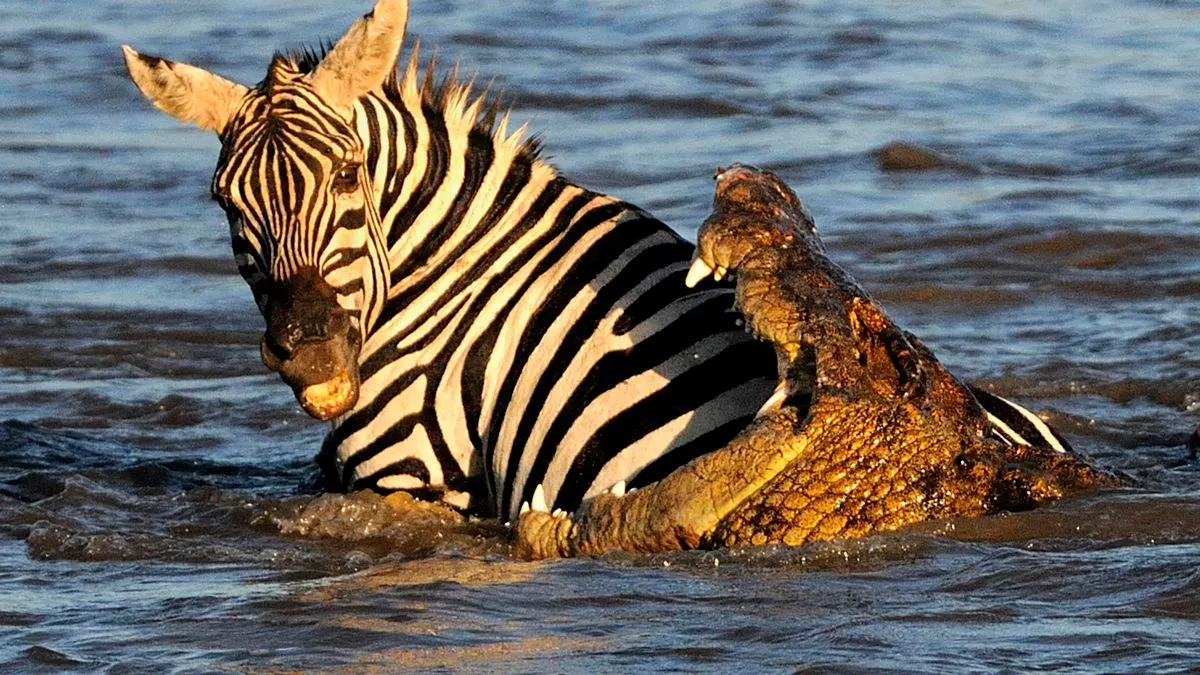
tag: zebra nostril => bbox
[260,333,288,371]
[263,303,350,368]
[286,319,311,348]
[328,307,350,336]
[263,320,303,360]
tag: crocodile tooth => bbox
[685,258,713,288]
[609,480,626,497]
[713,266,727,282]
[756,380,790,418]
[532,483,549,512]
[520,501,530,515]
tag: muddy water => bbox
[1,0,1198,671]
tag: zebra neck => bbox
[353,89,559,295]
[333,157,657,507]
[336,88,746,515]
[343,91,663,483]
[351,87,594,353]
[354,169,635,386]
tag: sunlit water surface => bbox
[1,0,1198,671]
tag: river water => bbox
[1,0,1198,671]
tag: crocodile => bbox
[516,164,1115,558]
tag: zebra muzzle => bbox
[260,332,361,421]
[258,268,362,420]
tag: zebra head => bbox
[122,0,411,421]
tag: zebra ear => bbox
[308,0,408,112]
[122,46,249,135]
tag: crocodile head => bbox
[517,165,1114,558]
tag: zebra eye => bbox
[332,164,360,194]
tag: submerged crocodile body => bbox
[517,165,1114,558]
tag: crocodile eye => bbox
[331,164,360,194]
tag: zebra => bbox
[122,0,1072,521]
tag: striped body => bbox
[221,55,777,519]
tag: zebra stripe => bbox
[971,387,1074,454]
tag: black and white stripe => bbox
[972,387,1073,454]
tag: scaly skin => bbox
[516,165,1114,559]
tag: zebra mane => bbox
[279,42,545,164]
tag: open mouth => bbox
[298,368,359,420]
[261,332,361,421]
